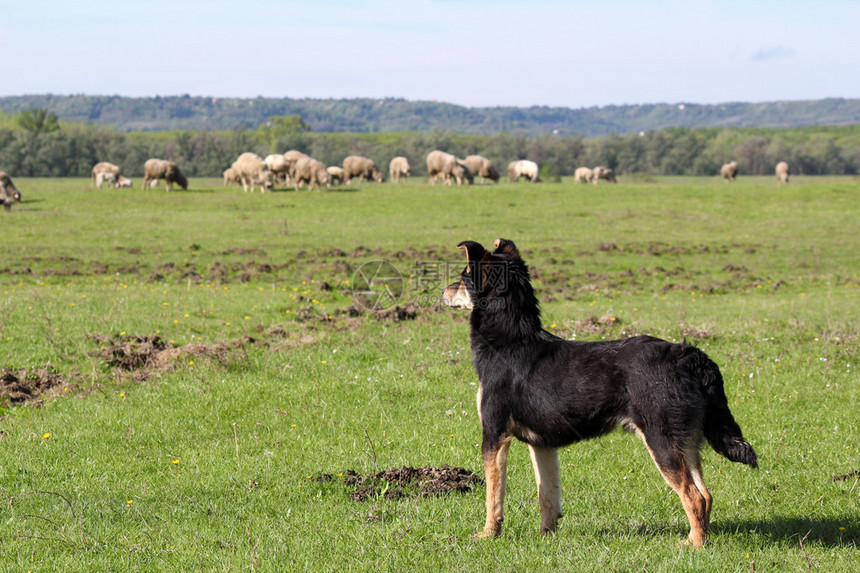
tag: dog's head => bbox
[442,238,523,310]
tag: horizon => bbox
[2,1,857,109]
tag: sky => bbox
[1,0,858,109]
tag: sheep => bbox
[231,152,275,192]
[593,166,617,183]
[389,156,411,183]
[775,161,790,184]
[343,155,385,184]
[0,171,21,202]
[326,166,345,185]
[506,159,541,183]
[0,171,20,209]
[143,159,188,191]
[91,162,122,189]
[282,150,310,184]
[116,176,133,188]
[451,160,474,185]
[463,155,499,183]
[574,167,594,184]
[223,167,241,186]
[721,161,738,182]
[293,157,331,191]
[264,154,291,184]
[95,171,118,189]
[426,150,474,185]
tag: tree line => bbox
[4,94,860,137]
[1,111,859,179]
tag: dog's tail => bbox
[693,349,758,468]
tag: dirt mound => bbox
[317,465,483,501]
[0,366,68,405]
[88,334,235,379]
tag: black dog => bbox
[442,238,757,547]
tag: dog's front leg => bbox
[476,435,513,538]
[528,445,562,534]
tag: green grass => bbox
[1,176,858,571]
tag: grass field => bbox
[1,175,858,571]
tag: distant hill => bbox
[2,95,860,137]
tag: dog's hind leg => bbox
[528,445,562,534]
[476,435,513,539]
[688,451,713,526]
[642,436,710,548]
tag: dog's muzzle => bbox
[442,281,473,309]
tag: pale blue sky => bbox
[1,0,857,108]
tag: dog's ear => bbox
[493,238,520,258]
[457,241,487,262]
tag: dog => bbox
[442,238,757,547]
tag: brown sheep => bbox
[721,161,738,182]
[426,150,474,185]
[463,155,499,183]
[775,161,789,184]
[593,166,617,183]
[143,159,188,191]
[343,155,385,184]
[91,162,122,189]
[293,157,331,191]
[231,152,275,192]
[389,156,411,183]
[574,167,593,183]
[326,166,345,185]
[0,170,20,209]
[507,160,540,183]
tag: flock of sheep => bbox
[217,150,547,192]
[0,155,792,211]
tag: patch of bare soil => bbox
[317,465,483,501]
[87,334,237,380]
[572,315,622,336]
[0,366,68,405]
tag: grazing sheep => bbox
[95,171,118,189]
[463,155,499,184]
[326,166,345,185]
[451,160,474,185]
[0,171,20,209]
[223,167,241,186]
[264,154,291,184]
[143,159,188,191]
[116,176,133,188]
[91,162,122,189]
[593,166,617,183]
[721,161,738,182]
[775,161,790,184]
[282,150,310,184]
[426,150,473,185]
[574,167,594,184]
[343,155,385,184]
[231,152,275,192]
[507,160,541,183]
[293,157,331,191]
[389,156,411,183]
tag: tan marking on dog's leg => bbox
[638,435,709,547]
[476,436,512,539]
[528,445,562,534]
[688,453,712,525]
